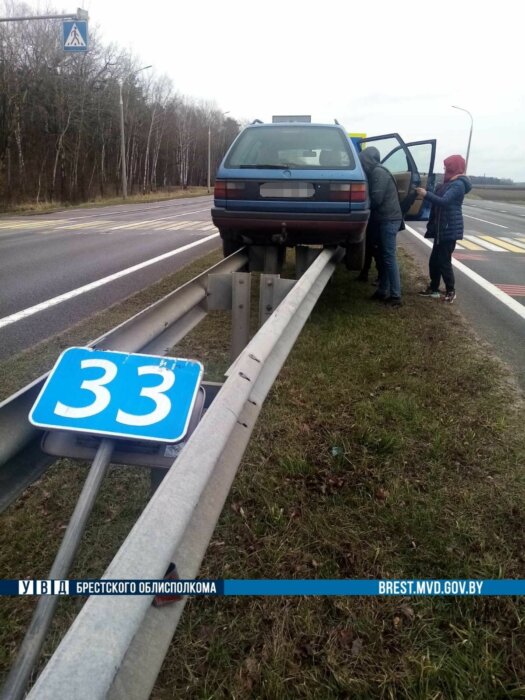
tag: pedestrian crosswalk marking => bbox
[56,220,114,230]
[160,221,194,230]
[458,239,484,251]
[464,235,507,252]
[478,235,524,253]
[502,237,525,251]
[108,219,165,231]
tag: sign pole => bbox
[0,439,114,700]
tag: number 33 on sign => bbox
[29,348,203,443]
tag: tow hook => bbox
[272,223,287,245]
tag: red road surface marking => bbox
[453,252,489,262]
[495,284,525,297]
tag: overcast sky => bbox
[84,0,524,181]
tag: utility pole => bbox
[451,105,473,173]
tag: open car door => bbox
[405,139,436,220]
[357,133,419,216]
[357,134,437,220]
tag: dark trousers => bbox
[361,221,382,278]
[429,240,456,292]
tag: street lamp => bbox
[207,111,230,194]
[119,64,152,198]
[451,105,473,173]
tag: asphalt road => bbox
[0,196,219,360]
[400,198,525,389]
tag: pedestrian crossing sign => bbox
[63,20,88,52]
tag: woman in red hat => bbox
[416,155,472,303]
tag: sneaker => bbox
[443,291,456,304]
[384,296,403,307]
[370,290,387,301]
[418,286,440,298]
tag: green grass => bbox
[1,249,525,697]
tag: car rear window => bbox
[225,125,356,170]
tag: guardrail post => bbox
[295,245,321,278]
[258,274,296,327]
[230,272,251,361]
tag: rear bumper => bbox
[211,208,369,246]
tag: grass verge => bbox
[1,250,525,698]
[0,187,209,217]
[467,188,525,205]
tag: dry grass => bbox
[468,188,525,204]
[0,187,209,217]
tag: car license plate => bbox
[260,182,314,198]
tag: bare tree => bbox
[0,1,240,208]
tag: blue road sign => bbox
[63,20,88,52]
[29,348,203,443]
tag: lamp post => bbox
[451,105,473,173]
[119,64,152,198]
[207,111,230,194]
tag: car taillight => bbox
[350,183,367,202]
[214,180,246,199]
[329,182,367,202]
[329,183,351,201]
[214,181,227,198]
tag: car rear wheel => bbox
[221,233,241,257]
[344,242,365,271]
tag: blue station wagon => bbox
[212,121,436,269]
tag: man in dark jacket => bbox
[416,154,472,304]
[359,147,403,306]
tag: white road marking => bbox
[107,207,209,230]
[405,225,525,321]
[464,214,508,228]
[0,234,219,329]
[502,237,525,251]
[464,235,507,252]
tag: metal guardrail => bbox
[21,245,343,699]
[0,242,341,698]
[0,251,248,513]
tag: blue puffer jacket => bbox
[424,175,472,242]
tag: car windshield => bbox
[225,125,356,170]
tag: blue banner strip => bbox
[223,580,525,596]
[4,579,525,596]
